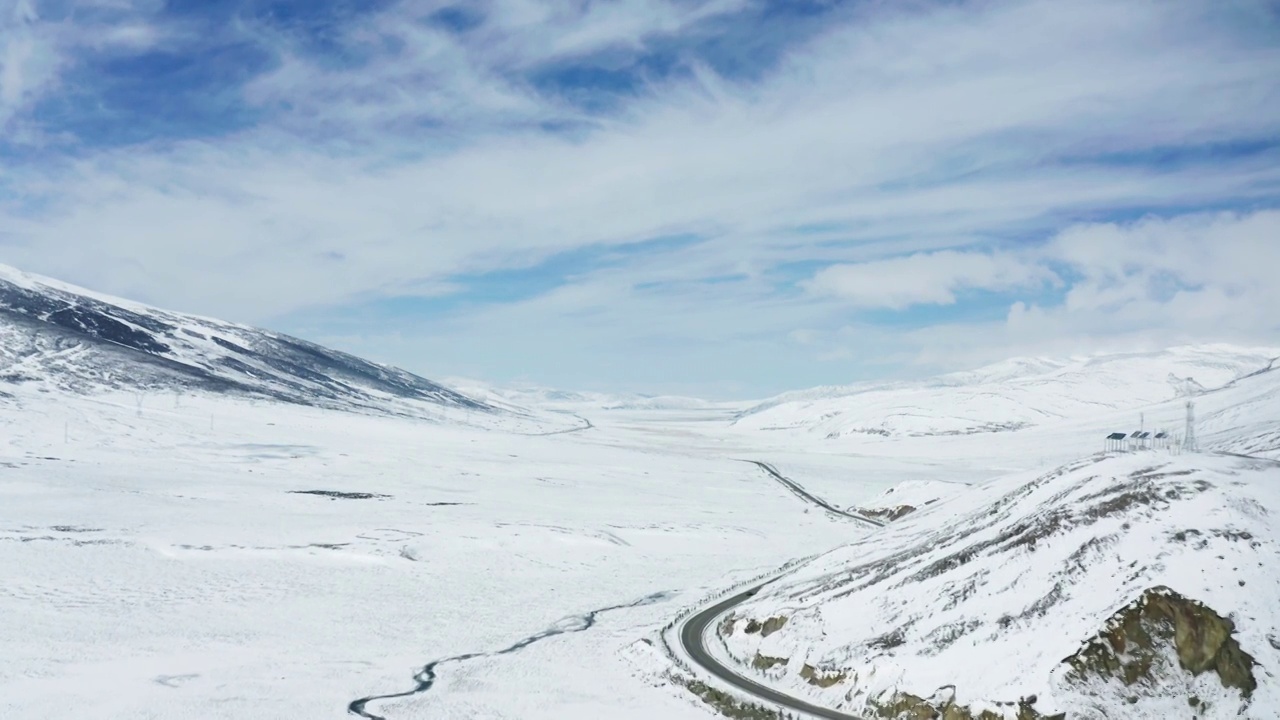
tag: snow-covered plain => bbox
[442,378,745,416]
[0,381,870,720]
[3,295,1278,719]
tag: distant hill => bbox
[734,345,1280,439]
[0,264,567,430]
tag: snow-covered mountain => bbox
[718,452,1279,719]
[735,346,1279,439]
[708,363,1280,719]
[0,264,564,428]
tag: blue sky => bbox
[2,0,1279,398]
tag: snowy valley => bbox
[2,266,1278,719]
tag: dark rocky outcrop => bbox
[1062,585,1257,698]
[860,505,918,522]
[677,677,782,719]
[870,690,1057,720]
[800,663,847,688]
[767,585,1256,719]
[751,653,788,670]
[743,615,789,637]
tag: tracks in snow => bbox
[348,589,676,719]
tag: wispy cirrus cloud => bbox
[0,0,1278,394]
[1,0,58,132]
[0,0,178,142]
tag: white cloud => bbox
[1,0,54,124]
[1038,210,1280,332]
[803,250,1051,309]
[0,0,1278,393]
[487,0,748,65]
[241,0,749,138]
[7,0,1279,320]
[0,0,171,136]
[848,210,1280,373]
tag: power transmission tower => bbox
[1183,400,1197,453]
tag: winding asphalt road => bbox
[674,462,883,719]
[744,460,885,528]
[679,585,869,720]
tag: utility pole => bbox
[1183,401,1197,453]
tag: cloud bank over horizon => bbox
[1,0,1278,397]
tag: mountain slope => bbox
[712,366,1280,718]
[717,450,1279,718]
[0,264,555,426]
[735,346,1279,439]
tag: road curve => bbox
[673,462,882,718]
[744,460,885,528]
[679,586,869,720]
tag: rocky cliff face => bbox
[860,586,1257,719]
[1059,586,1256,716]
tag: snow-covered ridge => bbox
[735,345,1280,439]
[705,362,1280,718]
[720,450,1280,718]
[0,263,566,429]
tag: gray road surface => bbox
[745,460,885,527]
[679,586,869,720]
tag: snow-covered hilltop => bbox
[0,263,569,430]
[734,346,1279,439]
[718,451,1280,719]
[704,363,1280,719]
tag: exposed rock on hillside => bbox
[1060,586,1256,716]
[717,453,1279,719]
[859,504,918,522]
